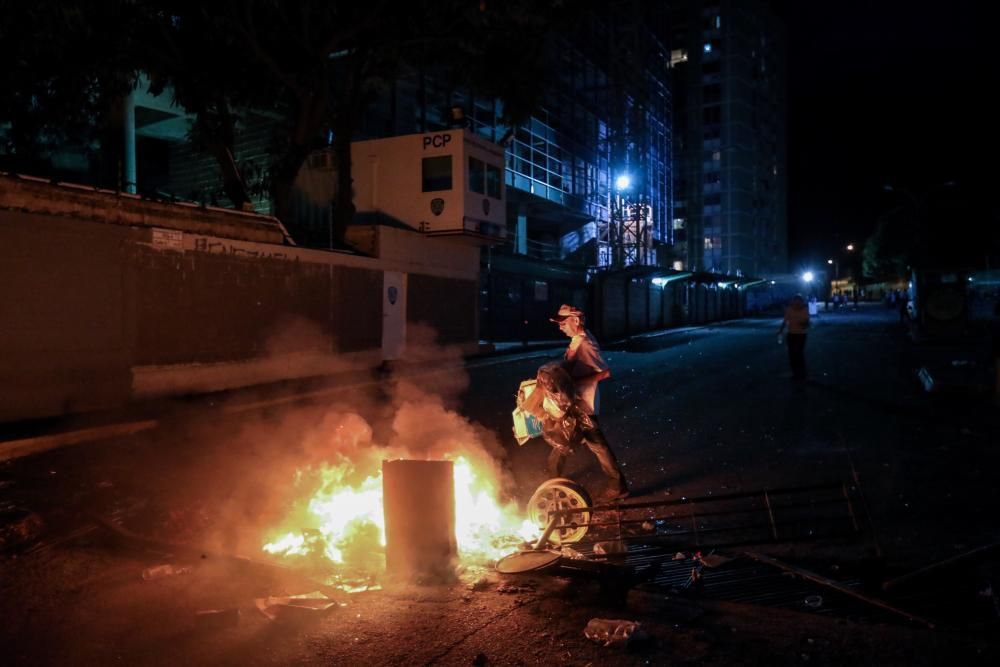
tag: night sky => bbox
[783,1,987,270]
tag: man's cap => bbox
[550,304,584,322]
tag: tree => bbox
[140,0,565,243]
[864,181,995,279]
[0,2,142,178]
[2,0,566,245]
[862,212,909,281]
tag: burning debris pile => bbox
[260,398,536,583]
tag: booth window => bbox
[486,164,502,199]
[422,156,452,192]
[468,157,486,194]
[469,158,503,199]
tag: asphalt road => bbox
[468,305,999,570]
[1,303,997,665]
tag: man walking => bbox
[778,294,810,380]
[547,304,629,501]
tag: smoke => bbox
[390,321,471,406]
[181,321,515,569]
[133,315,370,399]
[263,315,330,356]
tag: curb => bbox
[0,420,159,463]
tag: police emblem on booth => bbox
[387,286,398,305]
[482,198,490,215]
[430,198,445,216]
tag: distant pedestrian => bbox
[852,290,859,310]
[777,294,810,380]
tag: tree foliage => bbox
[862,213,909,281]
[0,1,142,176]
[863,182,996,278]
[2,0,567,244]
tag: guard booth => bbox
[350,129,507,242]
[347,129,505,361]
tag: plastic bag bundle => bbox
[512,362,589,453]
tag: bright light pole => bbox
[801,270,815,302]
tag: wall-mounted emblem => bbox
[430,198,445,216]
[482,198,490,215]
[387,286,398,305]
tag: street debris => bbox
[583,618,643,647]
[882,542,1000,592]
[743,551,936,628]
[194,607,240,629]
[697,553,732,568]
[497,582,535,595]
[141,563,192,581]
[467,576,491,592]
[803,595,824,609]
[0,505,44,552]
[254,591,340,622]
[593,540,626,556]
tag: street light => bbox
[615,174,631,191]
[802,271,814,283]
[846,244,854,252]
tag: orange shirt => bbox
[783,304,810,334]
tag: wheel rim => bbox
[527,477,592,544]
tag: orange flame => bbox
[262,455,536,568]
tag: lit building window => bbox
[712,151,721,161]
[673,260,685,271]
[715,16,721,29]
[704,236,714,249]
[670,49,688,67]
[672,217,686,230]
[703,43,712,53]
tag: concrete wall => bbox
[0,177,479,423]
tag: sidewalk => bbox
[0,323,719,462]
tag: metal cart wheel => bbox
[527,477,592,545]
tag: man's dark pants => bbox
[787,333,807,379]
[546,416,626,491]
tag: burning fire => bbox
[263,455,537,568]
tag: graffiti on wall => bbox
[192,236,292,261]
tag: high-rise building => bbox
[354,5,675,339]
[669,0,787,276]
[360,5,673,273]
